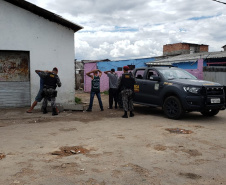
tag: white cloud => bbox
[27,0,226,60]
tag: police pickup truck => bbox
[133,66,225,119]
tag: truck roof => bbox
[135,66,177,70]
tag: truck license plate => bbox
[211,98,220,103]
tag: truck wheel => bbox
[163,96,184,119]
[201,109,219,117]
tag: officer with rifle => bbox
[118,66,135,118]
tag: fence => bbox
[203,66,226,85]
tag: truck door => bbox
[133,69,147,103]
[141,69,162,106]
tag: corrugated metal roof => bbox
[146,51,226,64]
[3,0,83,32]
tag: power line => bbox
[212,0,226,5]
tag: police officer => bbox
[40,67,61,116]
[118,66,135,118]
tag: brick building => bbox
[163,43,208,56]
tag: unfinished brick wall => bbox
[163,43,208,56]
[199,45,209,52]
[163,43,190,56]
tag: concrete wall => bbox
[0,1,76,105]
[173,62,198,70]
[185,59,204,80]
[173,59,204,79]
[97,58,154,72]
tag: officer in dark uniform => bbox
[118,66,135,118]
[40,67,61,116]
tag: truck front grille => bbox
[204,87,224,96]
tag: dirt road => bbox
[0,92,226,185]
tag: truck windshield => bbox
[158,69,197,80]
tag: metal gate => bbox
[0,51,30,107]
[203,66,226,86]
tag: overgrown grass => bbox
[75,97,82,104]
[102,91,109,95]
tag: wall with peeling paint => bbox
[0,1,76,106]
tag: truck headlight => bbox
[183,87,201,94]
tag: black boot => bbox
[52,108,58,116]
[43,107,47,114]
[130,111,134,117]
[122,111,128,118]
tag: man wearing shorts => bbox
[26,70,45,113]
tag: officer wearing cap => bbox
[40,67,61,116]
[118,66,135,118]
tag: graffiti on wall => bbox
[0,51,29,82]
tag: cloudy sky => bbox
[26,0,226,61]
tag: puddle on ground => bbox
[166,128,193,134]
[51,146,90,157]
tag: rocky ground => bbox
[0,91,226,185]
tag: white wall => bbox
[0,1,76,105]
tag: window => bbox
[147,70,158,79]
[134,69,145,79]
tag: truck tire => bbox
[163,96,184,119]
[201,109,219,117]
